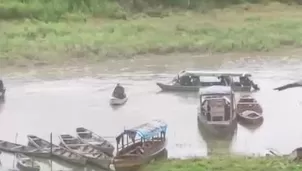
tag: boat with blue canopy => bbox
[112,120,167,171]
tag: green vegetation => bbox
[144,157,302,171]
[1,0,302,67]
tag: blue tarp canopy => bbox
[116,120,167,142]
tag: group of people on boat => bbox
[173,74,259,91]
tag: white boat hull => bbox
[110,96,128,105]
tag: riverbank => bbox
[144,157,302,171]
[1,2,302,68]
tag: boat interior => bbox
[61,135,85,145]
[77,130,104,142]
[0,141,37,151]
[237,95,262,114]
[77,128,92,138]
[19,157,39,168]
[52,148,80,158]
[29,136,52,148]
[200,96,233,123]
[115,131,166,159]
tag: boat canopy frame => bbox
[199,86,235,121]
[115,120,167,151]
[178,70,252,78]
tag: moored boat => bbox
[58,134,112,169]
[156,70,259,92]
[0,140,50,158]
[113,119,168,171]
[109,96,128,105]
[27,135,87,166]
[236,95,263,127]
[16,153,40,171]
[197,86,237,139]
[76,127,115,157]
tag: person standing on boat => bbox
[112,83,125,99]
[240,76,260,91]
[0,79,4,91]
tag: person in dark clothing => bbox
[179,76,192,86]
[191,76,200,86]
[240,76,260,91]
[0,79,3,91]
[112,83,125,99]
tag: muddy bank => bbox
[2,49,302,77]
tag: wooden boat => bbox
[267,147,302,161]
[113,120,168,171]
[156,70,259,92]
[236,95,263,126]
[27,135,87,165]
[58,134,112,169]
[274,80,302,91]
[197,86,237,139]
[16,153,40,171]
[109,95,128,105]
[76,127,115,157]
[0,140,50,158]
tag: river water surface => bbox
[1,52,302,170]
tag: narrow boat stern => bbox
[112,156,144,171]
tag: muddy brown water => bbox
[1,52,302,170]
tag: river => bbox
[1,52,302,170]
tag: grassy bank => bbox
[1,1,302,67]
[144,157,302,171]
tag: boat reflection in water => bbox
[197,120,237,156]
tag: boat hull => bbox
[17,162,40,171]
[76,127,115,157]
[52,149,87,166]
[88,157,112,170]
[27,136,87,166]
[110,96,128,105]
[59,134,112,169]
[236,98,263,128]
[197,114,237,139]
[113,146,167,171]
[237,114,263,125]
[156,82,252,92]
[89,145,114,157]
[0,143,50,158]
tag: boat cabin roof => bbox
[116,120,167,142]
[199,86,233,96]
[179,70,252,77]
